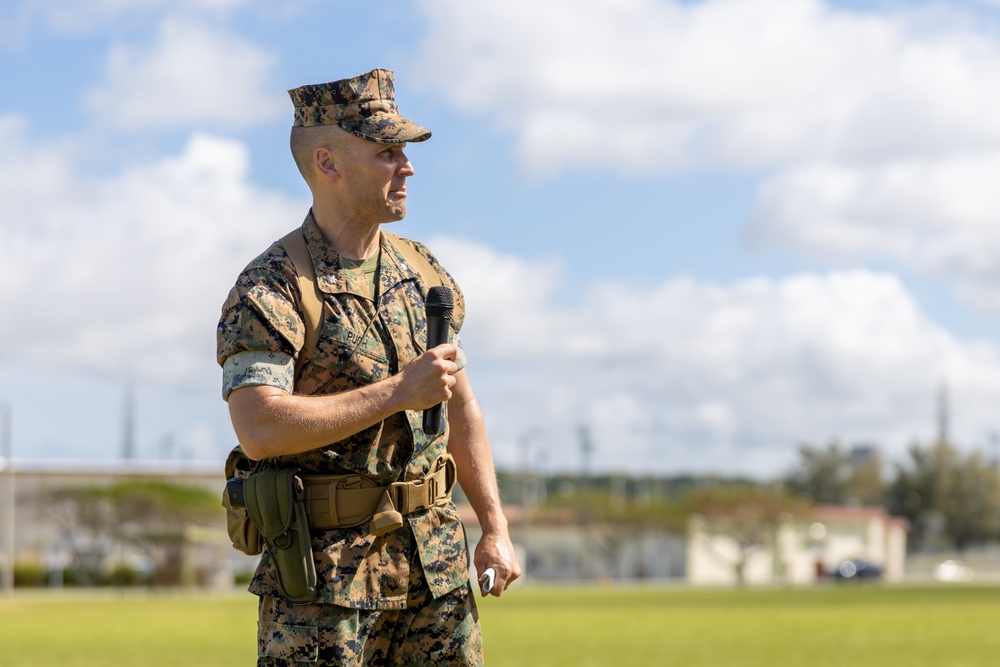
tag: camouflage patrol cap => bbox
[288,68,431,143]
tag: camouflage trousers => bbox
[255,580,483,666]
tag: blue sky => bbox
[3,0,1000,477]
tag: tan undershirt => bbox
[339,249,380,298]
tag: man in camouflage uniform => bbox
[217,69,520,665]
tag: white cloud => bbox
[85,19,283,129]
[0,0,247,47]
[750,154,1000,304]
[415,0,1000,312]
[22,0,245,33]
[432,237,1000,475]
[0,117,304,390]
[416,0,1000,173]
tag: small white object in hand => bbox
[479,567,496,594]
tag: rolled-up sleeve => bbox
[217,263,304,400]
[222,350,295,400]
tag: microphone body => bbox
[423,286,454,435]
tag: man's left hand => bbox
[474,530,521,597]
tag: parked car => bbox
[933,559,973,582]
[834,559,883,581]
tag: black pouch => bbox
[222,445,264,556]
[244,468,318,603]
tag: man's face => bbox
[337,136,415,225]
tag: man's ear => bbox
[314,147,339,181]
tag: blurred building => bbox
[461,505,687,584]
[3,458,244,588]
[686,504,908,585]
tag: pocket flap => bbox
[245,469,297,539]
[258,621,319,662]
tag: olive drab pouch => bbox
[244,468,318,603]
[222,445,264,556]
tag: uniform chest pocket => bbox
[318,319,391,368]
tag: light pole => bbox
[2,401,13,594]
[518,428,541,580]
[578,425,594,480]
[519,428,542,506]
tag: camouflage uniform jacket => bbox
[217,211,469,610]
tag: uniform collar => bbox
[377,231,423,297]
[301,210,420,300]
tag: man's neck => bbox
[311,198,381,260]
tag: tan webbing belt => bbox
[300,453,457,537]
[279,228,324,378]
[382,231,442,290]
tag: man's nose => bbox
[398,153,415,176]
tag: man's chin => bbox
[382,207,407,223]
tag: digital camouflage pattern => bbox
[217,211,470,610]
[256,550,483,666]
[288,68,431,143]
[222,350,294,398]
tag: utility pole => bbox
[578,425,594,480]
[122,381,135,461]
[518,428,541,581]
[519,428,541,506]
[2,401,13,594]
[936,382,950,446]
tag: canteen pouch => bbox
[244,468,318,603]
[223,445,264,556]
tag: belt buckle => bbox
[389,481,409,514]
[409,477,429,512]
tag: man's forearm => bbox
[228,344,460,460]
[447,370,521,595]
[447,372,507,531]
[228,379,403,459]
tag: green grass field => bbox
[2,584,1000,666]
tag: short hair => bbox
[289,124,355,184]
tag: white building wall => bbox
[884,522,907,582]
[687,507,908,586]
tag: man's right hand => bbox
[393,343,460,411]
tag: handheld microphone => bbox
[423,286,454,435]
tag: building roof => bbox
[813,504,909,529]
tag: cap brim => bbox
[339,113,431,143]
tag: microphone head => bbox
[426,286,454,318]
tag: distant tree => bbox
[543,485,686,580]
[784,441,852,503]
[849,448,886,506]
[46,486,119,585]
[41,481,223,585]
[886,440,1000,551]
[109,481,222,585]
[784,440,885,505]
[686,486,809,585]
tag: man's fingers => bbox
[480,564,518,597]
[494,567,519,596]
[428,343,458,361]
[475,536,521,597]
[478,568,496,595]
[425,347,459,379]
